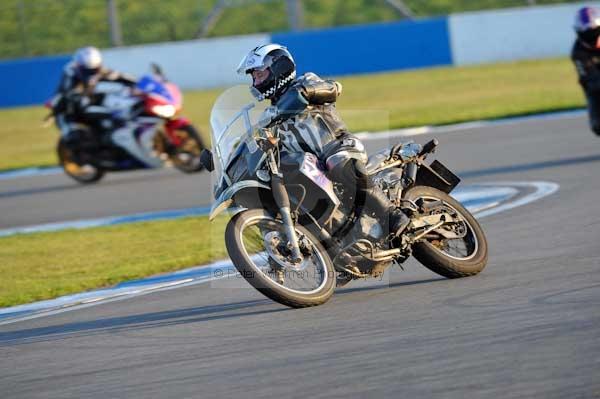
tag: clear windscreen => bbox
[209,85,267,189]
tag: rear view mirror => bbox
[150,63,166,81]
[200,149,214,172]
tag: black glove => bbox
[299,80,341,104]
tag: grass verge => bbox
[0,58,585,171]
[0,216,228,308]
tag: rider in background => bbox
[572,7,600,136]
[237,44,410,237]
[49,46,137,146]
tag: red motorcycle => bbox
[46,64,206,184]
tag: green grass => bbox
[0,57,585,171]
[0,216,228,308]
[336,58,585,132]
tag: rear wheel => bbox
[225,209,336,308]
[57,138,104,184]
[168,125,205,173]
[404,186,488,278]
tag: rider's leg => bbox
[585,91,600,136]
[329,158,409,236]
[323,135,409,236]
[81,105,121,130]
[56,114,91,146]
[79,105,128,148]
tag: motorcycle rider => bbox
[50,46,137,148]
[237,44,410,236]
[572,6,600,135]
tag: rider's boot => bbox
[362,185,410,237]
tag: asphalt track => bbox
[1,114,600,398]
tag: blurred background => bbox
[0,0,592,109]
[0,0,582,59]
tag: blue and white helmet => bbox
[575,7,600,47]
[575,6,600,32]
[237,44,296,101]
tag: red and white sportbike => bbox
[46,65,206,184]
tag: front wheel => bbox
[57,138,104,184]
[225,209,336,308]
[404,186,488,278]
[168,125,206,173]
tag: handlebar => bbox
[419,138,439,157]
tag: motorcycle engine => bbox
[375,169,403,190]
[358,213,383,241]
[374,168,404,205]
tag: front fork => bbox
[267,149,303,264]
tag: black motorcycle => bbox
[202,86,488,308]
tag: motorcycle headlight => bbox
[151,104,176,118]
[256,169,270,182]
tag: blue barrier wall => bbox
[0,17,453,108]
[272,17,452,76]
[0,4,583,108]
[0,55,69,108]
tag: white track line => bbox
[473,181,559,218]
[0,167,62,181]
[0,206,212,238]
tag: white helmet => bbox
[237,44,296,101]
[74,46,102,70]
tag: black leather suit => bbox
[572,39,600,135]
[271,72,403,232]
[50,61,137,141]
